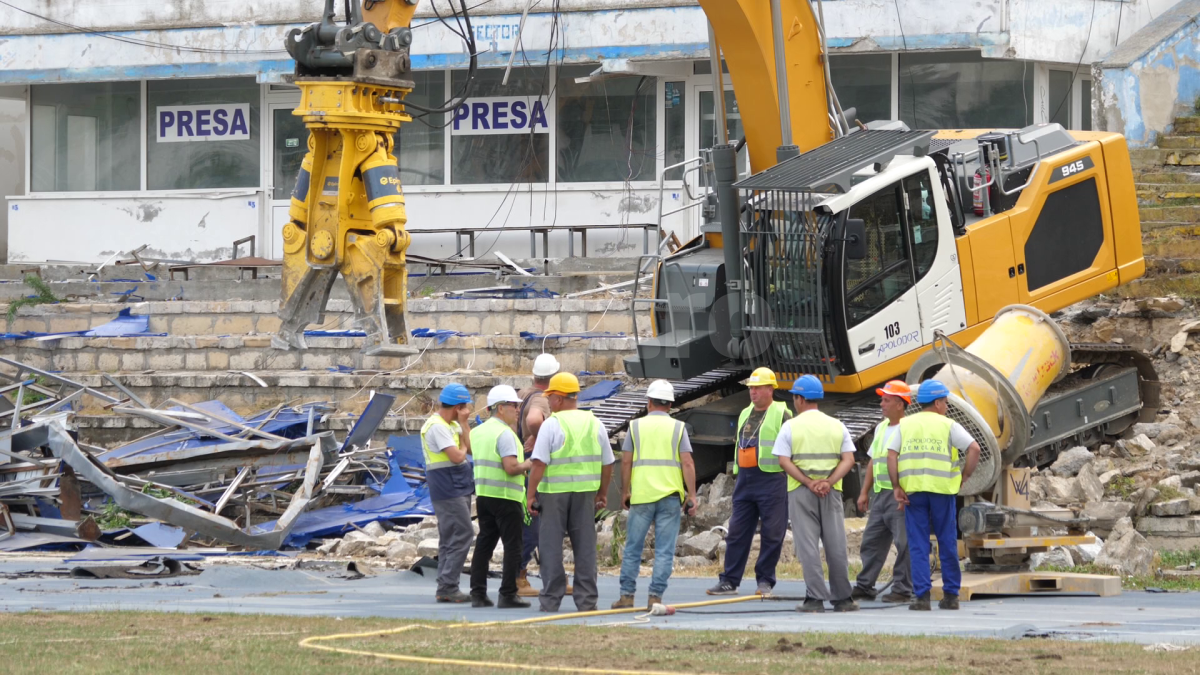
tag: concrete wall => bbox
[1097,0,1200,146]
[0,86,25,264]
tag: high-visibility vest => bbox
[733,402,787,474]
[538,409,603,494]
[785,410,848,493]
[628,415,685,505]
[870,421,900,492]
[471,416,524,502]
[896,411,961,495]
[421,414,463,472]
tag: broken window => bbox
[555,66,657,183]
[395,71,447,186]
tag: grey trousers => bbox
[432,495,475,596]
[538,490,598,612]
[856,488,912,597]
[788,487,852,602]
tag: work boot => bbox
[909,593,931,611]
[647,595,662,612]
[471,594,494,608]
[850,586,876,602]
[706,581,738,596]
[832,598,860,613]
[938,593,960,610]
[880,592,913,604]
[498,594,531,609]
[797,597,825,613]
[755,582,773,597]
[437,590,471,604]
[516,570,539,598]
[611,595,635,610]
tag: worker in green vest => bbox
[775,374,858,613]
[469,384,533,609]
[853,380,914,604]
[420,383,475,604]
[612,379,698,611]
[526,372,616,612]
[886,379,981,611]
[708,367,792,597]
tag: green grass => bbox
[1107,475,1139,500]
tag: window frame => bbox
[840,179,917,329]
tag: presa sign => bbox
[452,96,549,136]
[157,103,251,143]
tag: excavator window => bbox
[843,181,915,327]
[903,170,939,281]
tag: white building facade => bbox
[0,0,1182,264]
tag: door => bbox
[697,87,747,178]
[268,102,307,260]
[843,179,925,373]
[904,167,967,340]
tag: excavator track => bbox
[589,368,747,438]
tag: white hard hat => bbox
[532,353,561,377]
[646,379,675,402]
[487,384,521,407]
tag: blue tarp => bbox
[1,307,154,341]
[273,486,433,548]
[519,331,625,341]
[411,327,476,344]
[578,380,622,403]
[131,523,187,549]
[447,282,556,300]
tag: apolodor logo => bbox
[452,96,549,136]
[876,330,921,357]
[157,104,250,143]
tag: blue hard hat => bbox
[788,374,825,400]
[916,379,950,404]
[439,383,472,406]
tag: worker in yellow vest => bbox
[420,383,475,604]
[774,374,858,613]
[469,385,533,609]
[707,367,792,597]
[526,372,616,612]
[852,380,914,604]
[612,379,698,611]
[886,379,981,611]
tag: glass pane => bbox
[903,170,938,281]
[664,81,686,180]
[898,52,1032,129]
[451,67,549,185]
[272,108,308,201]
[30,82,140,192]
[845,182,912,327]
[147,77,260,190]
[830,53,892,124]
[1081,79,1093,131]
[1049,70,1073,129]
[556,67,656,183]
[699,89,746,178]
[396,71,446,185]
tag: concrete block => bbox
[195,336,219,348]
[147,353,186,371]
[564,314,587,333]
[1150,498,1191,517]
[208,352,230,369]
[230,301,255,313]
[46,317,90,333]
[61,303,91,314]
[255,316,282,333]
[120,352,146,371]
[480,313,512,335]
[213,316,255,335]
[229,352,264,371]
[445,314,481,334]
[147,317,170,333]
[251,301,277,315]
[171,316,216,335]
[74,352,96,372]
[185,353,207,370]
[96,353,121,373]
[242,336,272,348]
[511,313,544,335]
[299,352,334,370]
[217,336,242,349]
[267,351,302,369]
[1136,516,1200,537]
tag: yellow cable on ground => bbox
[299,594,763,674]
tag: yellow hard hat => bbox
[546,372,581,395]
[745,367,778,388]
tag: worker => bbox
[526,372,616,612]
[707,367,791,597]
[420,383,476,603]
[886,379,981,611]
[514,353,562,598]
[774,374,858,613]
[469,384,533,609]
[852,380,914,604]
[612,379,699,611]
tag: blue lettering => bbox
[875,331,921,358]
[530,100,548,130]
[492,101,509,130]
[453,104,469,130]
[472,102,489,130]
[159,111,175,138]
[511,100,528,128]
[196,109,211,136]
[229,108,249,136]
[177,110,194,136]
[213,108,229,134]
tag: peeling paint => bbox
[118,201,164,223]
[618,194,656,214]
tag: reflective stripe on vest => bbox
[421,414,462,472]
[786,409,848,493]
[870,421,900,492]
[539,409,603,493]
[629,415,685,505]
[733,401,787,474]
[471,416,524,501]
[896,412,961,495]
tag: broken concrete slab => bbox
[1083,501,1135,537]
[1078,464,1105,503]
[1150,498,1192,517]
[679,531,722,559]
[1096,527,1157,577]
[1137,516,1200,537]
[1050,447,1094,477]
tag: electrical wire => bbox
[1050,0,1097,126]
[892,0,917,125]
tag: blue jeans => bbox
[620,496,682,597]
[904,491,961,598]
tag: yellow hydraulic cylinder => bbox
[937,305,1070,451]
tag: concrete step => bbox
[1137,183,1200,206]
[5,297,640,338]
[1173,116,1200,135]
[1131,146,1200,169]
[1139,205,1200,225]
[7,333,636,378]
[1136,171,1200,184]
[1159,135,1200,149]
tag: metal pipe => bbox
[769,0,793,148]
[707,24,728,146]
[711,144,744,351]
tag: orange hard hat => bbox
[875,379,912,402]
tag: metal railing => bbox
[655,156,708,243]
[630,254,700,352]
